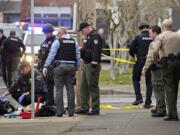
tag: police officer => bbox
[1,31,26,88]
[38,23,56,106]
[43,27,80,117]
[129,22,153,108]
[75,21,102,115]
[153,19,180,121]
[0,29,7,86]
[0,61,47,107]
[142,25,166,117]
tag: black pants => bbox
[11,91,46,107]
[6,59,20,87]
[132,60,153,105]
[45,69,55,106]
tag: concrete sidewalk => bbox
[1,77,180,135]
[0,109,180,135]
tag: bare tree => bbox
[75,0,96,106]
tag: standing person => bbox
[0,29,7,86]
[98,28,110,56]
[75,22,102,115]
[43,27,80,117]
[129,22,153,108]
[38,23,56,106]
[1,31,26,88]
[142,25,166,117]
[0,61,47,107]
[152,19,180,121]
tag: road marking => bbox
[100,105,138,109]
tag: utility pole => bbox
[30,0,35,118]
[76,0,96,106]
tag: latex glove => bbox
[0,95,5,101]
[18,95,25,104]
[43,68,48,77]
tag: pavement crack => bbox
[70,127,110,132]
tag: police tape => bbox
[102,48,129,51]
[100,105,138,109]
[101,54,135,64]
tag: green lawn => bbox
[99,69,132,86]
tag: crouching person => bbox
[0,61,47,107]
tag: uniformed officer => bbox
[0,61,47,107]
[43,27,80,117]
[142,25,166,117]
[75,21,102,115]
[1,31,26,88]
[0,29,7,86]
[129,22,153,108]
[152,19,180,121]
[38,23,56,106]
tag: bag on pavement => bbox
[35,105,56,117]
[0,100,16,115]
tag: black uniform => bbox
[9,69,47,106]
[129,30,153,106]
[0,35,7,85]
[1,36,26,87]
[79,30,102,114]
[38,35,56,106]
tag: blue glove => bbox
[0,95,5,101]
[18,95,25,104]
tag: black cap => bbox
[78,21,90,31]
[19,61,30,70]
[139,22,150,30]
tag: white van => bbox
[0,23,23,39]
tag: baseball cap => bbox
[78,21,90,31]
[139,22,150,30]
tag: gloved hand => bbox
[18,95,25,105]
[0,95,5,101]
[43,68,48,77]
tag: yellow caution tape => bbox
[102,48,129,51]
[102,54,135,64]
[100,105,138,109]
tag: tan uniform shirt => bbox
[153,30,180,59]
[143,42,154,72]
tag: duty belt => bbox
[166,53,180,61]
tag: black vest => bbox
[55,38,76,61]
[6,37,21,57]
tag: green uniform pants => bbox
[152,69,166,113]
[161,59,180,117]
[80,63,101,112]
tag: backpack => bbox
[35,105,56,117]
[0,100,16,115]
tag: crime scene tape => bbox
[102,48,129,51]
[102,54,135,64]
[100,105,138,109]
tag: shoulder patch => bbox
[94,39,99,45]
[36,75,43,81]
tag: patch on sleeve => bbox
[36,75,43,81]
[94,39,99,45]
